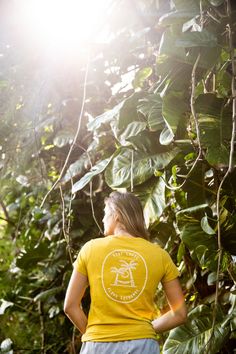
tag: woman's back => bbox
[74,235,179,342]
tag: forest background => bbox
[0,0,236,353]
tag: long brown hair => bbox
[105,191,149,240]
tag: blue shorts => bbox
[80,338,160,354]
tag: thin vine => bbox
[40,50,90,208]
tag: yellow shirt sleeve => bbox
[73,241,91,276]
[161,249,180,283]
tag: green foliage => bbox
[163,305,232,354]
[1,0,236,352]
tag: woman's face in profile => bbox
[102,204,117,236]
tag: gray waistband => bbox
[80,338,160,354]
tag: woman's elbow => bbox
[64,301,75,315]
[63,303,70,315]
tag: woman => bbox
[64,191,187,354]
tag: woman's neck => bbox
[113,226,135,238]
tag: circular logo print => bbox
[101,249,148,303]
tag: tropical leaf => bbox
[201,215,216,235]
[87,101,124,132]
[137,94,165,131]
[159,11,199,26]
[53,130,74,147]
[16,242,50,269]
[159,29,220,69]
[135,176,166,227]
[159,28,186,60]
[195,93,232,166]
[133,67,152,89]
[172,0,200,12]
[34,286,62,302]
[181,161,206,207]
[178,222,218,271]
[72,155,114,193]
[105,147,180,188]
[159,126,174,145]
[61,152,89,184]
[176,30,218,48]
[118,92,144,130]
[160,91,188,144]
[118,121,147,146]
[163,305,231,354]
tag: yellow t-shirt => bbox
[74,235,179,342]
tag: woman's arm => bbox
[152,278,187,333]
[64,268,88,334]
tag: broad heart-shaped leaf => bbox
[135,176,166,227]
[160,91,188,145]
[87,101,124,132]
[159,10,199,26]
[172,0,200,12]
[178,222,218,271]
[105,147,180,188]
[159,29,220,69]
[163,305,231,354]
[195,93,232,167]
[118,121,147,146]
[159,28,186,60]
[118,92,145,130]
[137,94,165,132]
[182,161,206,207]
[61,152,89,185]
[176,30,218,48]
[72,155,114,194]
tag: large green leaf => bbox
[159,11,199,26]
[178,222,218,271]
[195,93,232,166]
[163,305,231,354]
[118,92,144,130]
[160,91,188,144]
[87,101,124,132]
[105,147,180,188]
[137,94,165,132]
[176,30,218,48]
[72,155,114,194]
[133,67,152,89]
[159,28,186,60]
[118,121,147,146]
[53,130,74,148]
[182,161,206,207]
[16,242,50,269]
[135,176,166,227]
[34,286,62,302]
[61,152,89,184]
[172,0,200,12]
[159,29,219,70]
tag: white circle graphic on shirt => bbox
[101,249,148,303]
